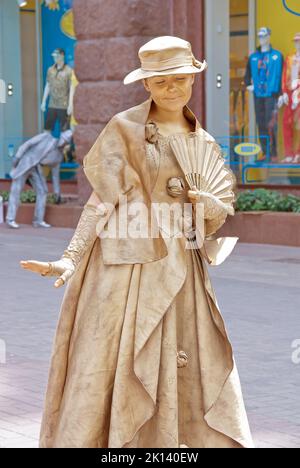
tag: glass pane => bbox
[0,0,78,182]
[229,0,300,187]
[229,0,250,182]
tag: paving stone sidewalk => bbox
[0,224,299,448]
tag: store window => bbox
[232,0,300,186]
[0,0,77,181]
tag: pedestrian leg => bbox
[6,173,27,224]
[29,167,49,225]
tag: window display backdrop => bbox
[246,0,300,185]
[41,0,78,180]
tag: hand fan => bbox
[169,134,236,212]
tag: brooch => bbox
[177,350,188,368]
[166,176,186,197]
[145,121,159,144]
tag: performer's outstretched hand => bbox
[20,258,75,288]
[20,194,105,289]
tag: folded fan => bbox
[169,134,236,214]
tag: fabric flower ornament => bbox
[145,121,159,144]
[177,350,188,368]
[166,176,185,197]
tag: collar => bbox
[257,45,273,54]
[183,104,200,132]
[54,63,66,72]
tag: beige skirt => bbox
[39,236,254,448]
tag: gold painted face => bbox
[143,74,195,112]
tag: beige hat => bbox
[123,36,207,85]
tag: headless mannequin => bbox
[279,40,300,163]
[279,41,300,109]
[291,41,300,111]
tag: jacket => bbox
[245,47,283,98]
[83,97,238,266]
[10,132,63,180]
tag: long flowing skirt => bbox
[39,236,254,448]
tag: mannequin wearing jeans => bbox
[245,28,283,161]
[41,49,72,133]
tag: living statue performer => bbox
[20,37,254,449]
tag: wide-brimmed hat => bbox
[123,36,207,85]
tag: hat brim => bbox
[123,62,207,85]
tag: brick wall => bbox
[73,0,205,203]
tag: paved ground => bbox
[0,224,299,448]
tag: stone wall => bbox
[73,0,205,203]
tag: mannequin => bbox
[245,27,283,162]
[20,36,254,449]
[279,33,300,163]
[41,48,72,133]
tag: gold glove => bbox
[187,187,235,242]
[188,187,234,220]
[49,203,104,286]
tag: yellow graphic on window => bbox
[60,10,75,39]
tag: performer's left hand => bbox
[188,187,234,219]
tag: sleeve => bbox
[15,134,45,160]
[244,56,252,87]
[68,67,73,89]
[276,52,284,96]
[46,67,50,83]
[205,211,229,237]
[282,57,289,94]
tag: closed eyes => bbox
[155,78,186,84]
